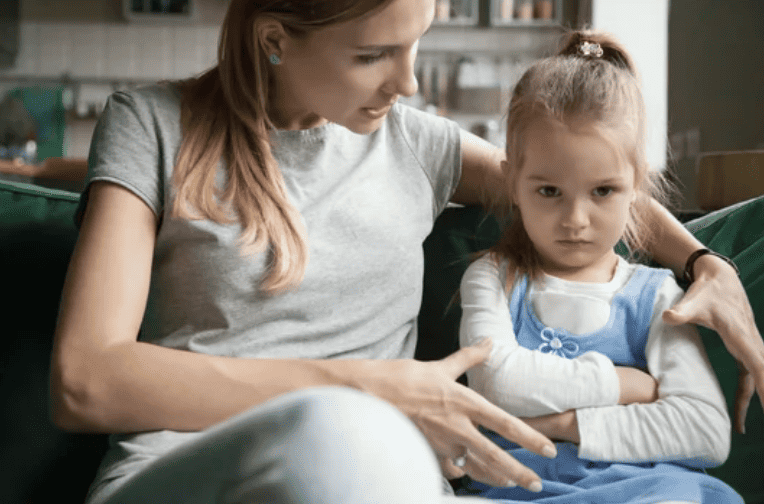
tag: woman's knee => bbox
[271,386,443,504]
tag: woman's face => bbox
[271,0,434,132]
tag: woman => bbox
[49,0,762,503]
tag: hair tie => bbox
[578,41,603,58]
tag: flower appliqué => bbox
[537,327,580,358]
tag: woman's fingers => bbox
[461,421,544,491]
[421,342,555,491]
[439,338,493,380]
[439,456,467,480]
[734,369,756,434]
[471,394,557,460]
[663,265,764,433]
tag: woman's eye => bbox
[538,186,560,197]
[357,52,387,65]
[593,186,614,197]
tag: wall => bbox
[668,0,764,209]
[0,0,576,158]
[1,0,229,157]
[592,0,669,175]
[20,0,227,24]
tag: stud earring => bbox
[269,54,281,65]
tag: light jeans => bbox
[86,386,487,504]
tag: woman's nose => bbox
[388,47,419,98]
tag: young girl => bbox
[458,31,744,503]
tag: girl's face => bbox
[511,118,637,282]
[271,0,434,132]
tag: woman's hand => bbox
[663,253,764,434]
[357,338,556,492]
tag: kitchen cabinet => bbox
[123,0,195,22]
[413,0,575,146]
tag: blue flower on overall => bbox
[537,327,580,358]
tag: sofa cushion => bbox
[0,179,107,504]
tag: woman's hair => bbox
[491,29,673,282]
[172,0,392,294]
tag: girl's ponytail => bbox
[557,30,638,77]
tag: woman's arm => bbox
[637,200,764,433]
[570,276,731,468]
[459,256,657,417]
[451,131,507,206]
[50,181,556,491]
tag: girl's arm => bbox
[50,181,556,491]
[569,276,731,468]
[457,135,763,433]
[459,255,656,417]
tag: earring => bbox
[269,53,281,65]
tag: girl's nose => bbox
[562,199,589,229]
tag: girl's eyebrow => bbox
[594,176,628,185]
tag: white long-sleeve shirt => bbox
[459,254,731,468]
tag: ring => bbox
[453,450,469,468]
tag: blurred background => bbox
[0,0,762,207]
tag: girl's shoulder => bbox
[463,252,519,291]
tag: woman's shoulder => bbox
[388,102,458,136]
[105,82,182,122]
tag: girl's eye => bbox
[357,52,387,65]
[593,186,614,197]
[538,186,561,197]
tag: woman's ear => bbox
[255,17,288,59]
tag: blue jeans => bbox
[86,386,483,504]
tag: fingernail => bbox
[542,445,557,458]
[504,479,517,488]
[529,481,543,493]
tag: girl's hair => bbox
[171,0,392,294]
[491,29,673,282]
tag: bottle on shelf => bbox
[534,0,553,20]
[516,0,533,21]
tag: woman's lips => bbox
[361,103,394,119]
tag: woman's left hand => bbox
[663,253,764,434]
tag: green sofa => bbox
[1,178,762,503]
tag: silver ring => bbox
[452,450,469,468]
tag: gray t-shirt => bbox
[81,84,461,490]
[81,83,461,363]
